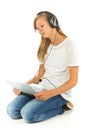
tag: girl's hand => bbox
[34,89,55,101]
[13,88,21,95]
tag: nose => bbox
[38,27,42,34]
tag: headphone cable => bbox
[34,32,57,86]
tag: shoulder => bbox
[65,37,78,49]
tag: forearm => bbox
[25,78,34,84]
[25,74,43,84]
[32,64,45,83]
[33,73,43,84]
[51,79,77,97]
[26,64,45,84]
[46,66,78,98]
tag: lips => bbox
[40,32,44,36]
[40,31,44,34]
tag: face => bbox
[35,16,53,38]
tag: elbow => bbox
[71,78,78,87]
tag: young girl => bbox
[7,11,78,123]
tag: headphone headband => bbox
[37,11,59,28]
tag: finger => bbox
[13,89,21,95]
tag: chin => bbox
[42,35,48,38]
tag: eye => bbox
[36,24,44,32]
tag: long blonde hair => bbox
[34,11,66,63]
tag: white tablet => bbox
[6,80,44,95]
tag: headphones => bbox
[36,11,59,28]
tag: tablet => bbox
[6,80,44,95]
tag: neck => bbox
[51,32,67,46]
[50,30,57,44]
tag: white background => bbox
[0,0,87,129]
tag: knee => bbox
[21,108,39,123]
[7,104,15,119]
[7,104,21,119]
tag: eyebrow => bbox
[36,23,43,29]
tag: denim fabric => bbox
[7,94,67,123]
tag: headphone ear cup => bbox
[49,16,58,28]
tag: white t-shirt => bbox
[39,37,78,100]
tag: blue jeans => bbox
[7,94,67,123]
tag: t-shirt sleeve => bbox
[67,43,79,66]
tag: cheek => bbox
[46,29,52,37]
[43,27,52,38]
